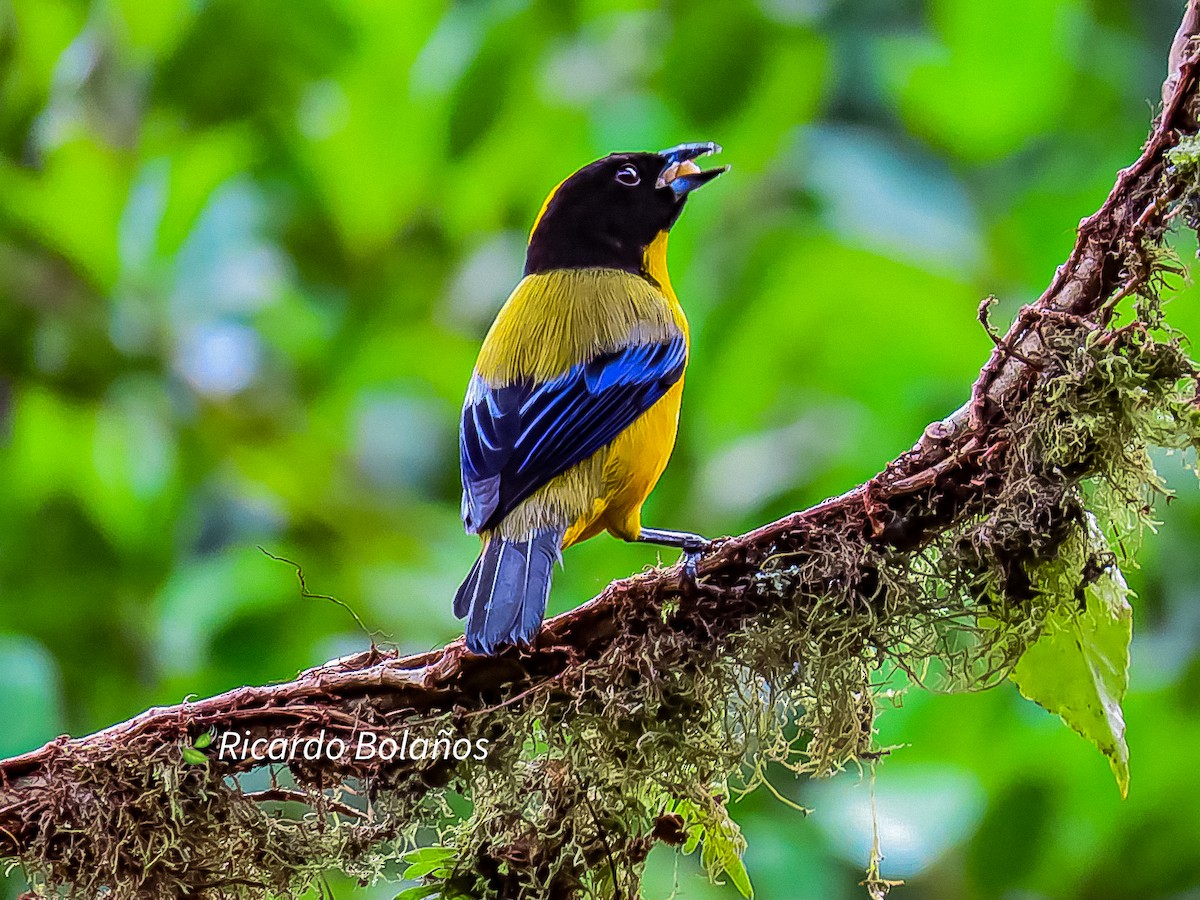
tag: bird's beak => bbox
[655,141,729,195]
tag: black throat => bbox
[524,200,648,275]
[524,229,643,275]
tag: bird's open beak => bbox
[656,142,729,195]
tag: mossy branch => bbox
[6,6,1200,898]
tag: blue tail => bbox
[454,529,563,655]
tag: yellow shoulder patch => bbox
[529,176,569,239]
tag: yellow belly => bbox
[561,378,684,547]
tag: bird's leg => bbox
[637,527,713,583]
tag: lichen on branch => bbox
[6,8,1200,900]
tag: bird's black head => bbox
[524,142,727,277]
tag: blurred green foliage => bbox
[1,0,1199,897]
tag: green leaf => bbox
[402,861,449,882]
[693,799,754,899]
[401,846,456,881]
[394,886,441,900]
[181,746,209,766]
[670,799,704,854]
[1011,566,1132,797]
[724,855,754,899]
[402,846,457,864]
[193,731,213,749]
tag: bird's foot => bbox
[637,527,713,591]
[679,536,713,586]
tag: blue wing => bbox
[459,336,687,534]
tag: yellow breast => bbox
[579,230,688,541]
[640,230,688,340]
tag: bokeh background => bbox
[2,0,1200,897]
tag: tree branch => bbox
[5,6,1200,896]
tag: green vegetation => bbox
[2,1,1200,898]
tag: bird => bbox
[454,142,728,655]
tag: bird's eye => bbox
[614,164,641,187]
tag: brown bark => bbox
[3,0,1200,872]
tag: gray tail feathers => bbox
[454,528,564,655]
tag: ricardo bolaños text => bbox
[216,728,490,763]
